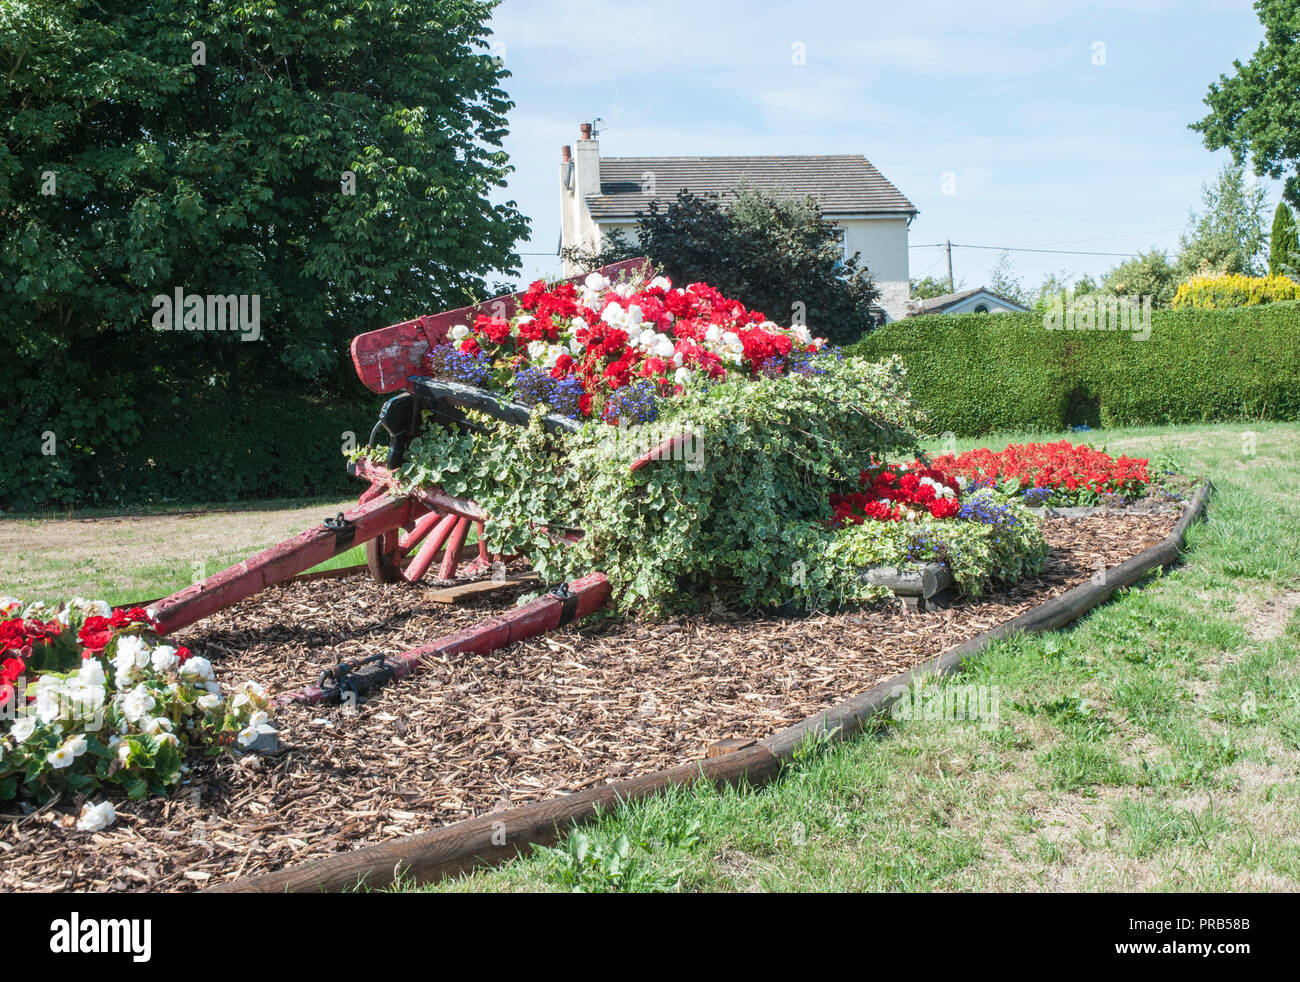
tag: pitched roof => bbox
[914,287,1030,315]
[585,154,917,219]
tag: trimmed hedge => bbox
[848,302,1300,435]
[3,384,375,512]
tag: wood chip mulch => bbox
[0,513,1176,892]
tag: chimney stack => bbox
[579,122,592,140]
[561,145,571,162]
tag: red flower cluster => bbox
[77,607,158,655]
[929,441,1149,496]
[432,276,821,420]
[830,465,962,525]
[0,615,62,707]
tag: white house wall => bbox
[591,216,911,323]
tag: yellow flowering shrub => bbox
[1172,272,1300,309]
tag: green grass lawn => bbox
[413,420,1300,892]
[0,495,364,606]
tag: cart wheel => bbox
[365,512,491,584]
[366,530,403,584]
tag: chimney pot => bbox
[561,145,572,162]
[579,122,592,140]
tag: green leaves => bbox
[400,357,928,614]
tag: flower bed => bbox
[928,441,1154,507]
[426,272,825,423]
[364,270,1069,614]
[0,597,275,821]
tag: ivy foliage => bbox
[390,356,928,614]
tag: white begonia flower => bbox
[626,304,644,327]
[600,302,625,326]
[792,324,810,343]
[672,351,685,367]
[92,600,113,618]
[31,681,66,724]
[516,314,534,325]
[112,649,142,686]
[653,336,675,359]
[957,476,969,491]
[197,693,222,712]
[242,681,268,701]
[117,741,132,763]
[584,272,610,293]
[0,597,22,616]
[570,316,588,333]
[23,601,49,618]
[9,716,36,742]
[77,659,106,687]
[150,645,180,673]
[721,330,740,347]
[179,656,214,683]
[450,323,469,341]
[116,634,151,668]
[141,716,173,736]
[526,340,546,362]
[120,684,156,723]
[56,608,71,626]
[649,276,672,291]
[203,681,222,696]
[77,800,115,833]
[46,744,75,769]
[704,324,722,343]
[674,367,691,386]
[65,734,88,758]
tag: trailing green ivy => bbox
[385,356,930,614]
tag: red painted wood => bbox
[476,520,489,564]
[351,460,487,522]
[350,259,651,394]
[403,512,458,583]
[153,496,412,634]
[629,430,699,472]
[437,516,471,580]
[398,509,444,553]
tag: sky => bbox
[484,0,1283,295]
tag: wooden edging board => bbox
[207,482,1212,893]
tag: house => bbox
[558,123,919,321]
[908,287,1030,317]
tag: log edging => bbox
[206,481,1212,893]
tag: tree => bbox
[1175,164,1269,276]
[1,0,528,505]
[1192,0,1300,208]
[634,188,881,344]
[1100,249,1180,306]
[1270,202,1300,276]
[910,275,960,300]
[986,250,1030,306]
[559,228,640,273]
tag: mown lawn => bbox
[414,420,1300,892]
[0,495,363,606]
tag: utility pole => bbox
[945,240,954,292]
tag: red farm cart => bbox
[146,260,659,697]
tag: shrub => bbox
[849,302,1300,434]
[1171,272,1300,308]
[391,355,927,614]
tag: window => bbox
[974,304,990,313]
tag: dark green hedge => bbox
[3,382,377,512]
[848,302,1300,435]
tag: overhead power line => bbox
[910,242,1139,258]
